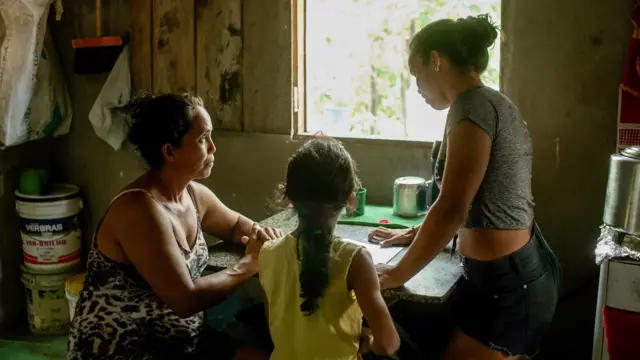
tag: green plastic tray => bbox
[338,205,425,229]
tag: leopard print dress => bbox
[67,187,210,360]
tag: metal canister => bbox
[392,176,428,218]
[603,146,640,234]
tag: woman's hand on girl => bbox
[261,226,284,240]
[240,224,265,274]
[241,224,284,259]
[242,223,265,256]
[241,224,282,247]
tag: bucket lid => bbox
[65,273,86,293]
[395,176,426,185]
[15,183,80,200]
[622,146,640,160]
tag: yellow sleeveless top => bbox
[259,234,364,360]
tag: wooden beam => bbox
[195,0,243,131]
[243,0,292,134]
[153,0,196,94]
[130,0,153,93]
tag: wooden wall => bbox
[130,0,292,134]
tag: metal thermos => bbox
[392,177,428,218]
[603,146,640,234]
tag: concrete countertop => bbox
[207,210,462,304]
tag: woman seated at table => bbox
[370,15,561,360]
[67,93,282,360]
[259,138,400,359]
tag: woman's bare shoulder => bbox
[103,176,162,228]
[188,181,215,199]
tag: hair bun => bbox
[121,91,156,147]
[456,14,498,50]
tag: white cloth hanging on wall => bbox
[88,45,131,151]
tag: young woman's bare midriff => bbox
[457,225,533,261]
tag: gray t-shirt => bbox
[433,86,534,230]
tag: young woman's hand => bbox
[375,264,406,290]
[358,327,374,354]
[368,227,417,247]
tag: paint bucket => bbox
[21,266,74,335]
[15,184,83,273]
[65,273,85,322]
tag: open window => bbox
[293,0,501,142]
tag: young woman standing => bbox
[369,15,561,359]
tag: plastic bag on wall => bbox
[88,45,131,150]
[22,24,73,144]
[0,0,69,148]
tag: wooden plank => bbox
[153,0,196,94]
[195,0,243,131]
[243,0,292,134]
[131,0,153,92]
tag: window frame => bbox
[292,0,306,137]
[290,0,433,148]
[291,0,503,147]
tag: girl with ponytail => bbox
[259,138,400,359]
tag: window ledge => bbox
[293,132,434,149]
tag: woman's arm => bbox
[191,182,281,244]
[379,121,491,289]
[348,248,400,356]
[114,192,263,318]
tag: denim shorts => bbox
[453,222,561,357]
